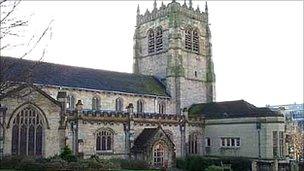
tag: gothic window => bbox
[189,133,198,155]
[155,27,163,52]
[96,129,114,153]
[185,28,192,50]
[158,101,166,114]
[148,29,155,54]
[153,143,164,167]
[137,100,144,113]
[92,96,101,110]
[67,94,75,109]
[11,106,44,156]
[115,98,123,112]
[193,29,199,53]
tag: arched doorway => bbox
[153,141,169,167]
[11,105,45,156]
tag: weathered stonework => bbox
[0,1,286,168]
[133,1,216,114]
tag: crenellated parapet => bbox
[65,110,203,126]
[136,1,207,26]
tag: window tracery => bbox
[148,27,163,54]
[185,28,192,50]
[155,27,163,52]
[185,27,200,53]
[148,29,155,54]
[11,106,44,156]
[193,29,199,53]
[96,129,114,153]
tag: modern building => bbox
[0,0,286,168]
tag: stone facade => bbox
[204,117,285,159]
[1,87,62,157]
[133,1,216,114]
[0,0,287,168]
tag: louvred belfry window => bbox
[11,106,44,156]
[185,28,192,50]
[148,30,155,54]
[155,27,163,52]
[193,29,199,53]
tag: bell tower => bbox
[133,0,215,114]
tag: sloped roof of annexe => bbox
[1,57,169,97]
[189,100,283,119]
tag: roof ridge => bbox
[1,56,154,78]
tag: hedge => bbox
[176,156,252,171]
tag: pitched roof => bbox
[189,100,283,119]
[1,57,169,97]
[132,128,158,152]
[131,126,174,153]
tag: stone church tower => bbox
[133,0,216,114]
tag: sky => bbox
[1,0,303,107]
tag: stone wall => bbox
[133,1,216,112]
[204,117,285,159]
[42,87,174,114]
[2,87,62,157]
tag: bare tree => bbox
[0,0,53,100]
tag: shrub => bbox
[17,157,45,171]
[0,155,25,169]
[176,156,251,171]
[59,146,77,162]
[119,159,149,170]
[205,165,223,171]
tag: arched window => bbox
[185,28,192,50]
[67,94,75,109]
[115,98,123,112]
[158,101,166,114]
[92,96,101,110]
[11,106,45,156]
[189,133,199,155]
[155,27,163,52]
[96,129,114,153]
[148,29,155,54]
[193,29,199,53]
[137,100,144,113]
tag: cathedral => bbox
[0,0,285,168]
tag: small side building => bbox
[189,100,285,160]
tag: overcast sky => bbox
[2,0,303,107]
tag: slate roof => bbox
[1,57,169,97]
[189,100,283,119]
[132,128,159,152]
